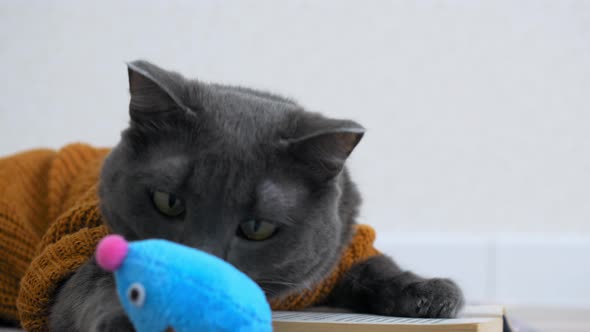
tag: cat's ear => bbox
[288,117,365,180]
[127,60,189,118]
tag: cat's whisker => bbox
[257,279,299,287]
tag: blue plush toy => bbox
[95,235,273,332]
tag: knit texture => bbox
[0,144,380,331]
[0,144,109,331]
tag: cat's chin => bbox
[262,246,343,302]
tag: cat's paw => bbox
[91,313,135,332]
[374,278,464,318]
[400,278,464,318]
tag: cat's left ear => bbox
[288,117,365,180]
[127,60,190,119]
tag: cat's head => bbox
[99,60,364,299]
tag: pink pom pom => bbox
[96,235,129,272]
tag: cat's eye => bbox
[239,219,277,241]
[152,190,185,217]
[127,282,146,307]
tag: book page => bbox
[272,311,495,325]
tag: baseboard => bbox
[374,232,590,308]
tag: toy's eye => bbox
[239,219,277,241]
[152,190,185,217]
[127,282,146,307]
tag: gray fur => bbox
[49,61,463,331]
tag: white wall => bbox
[1,0,590,306]
[2,0,590,233]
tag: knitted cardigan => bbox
[0,143,380,331]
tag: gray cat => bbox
[49,61,464,331]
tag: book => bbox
[272,305,505,332]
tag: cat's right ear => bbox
[287,117,365,181]
[127,60,189,120]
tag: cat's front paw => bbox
[374,278,464,318]
[91,313,135,332]
[401,278,464,318]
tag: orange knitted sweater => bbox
[0,143,380,331]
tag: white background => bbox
[1,1,589,307]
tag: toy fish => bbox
[96,235,273,332]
